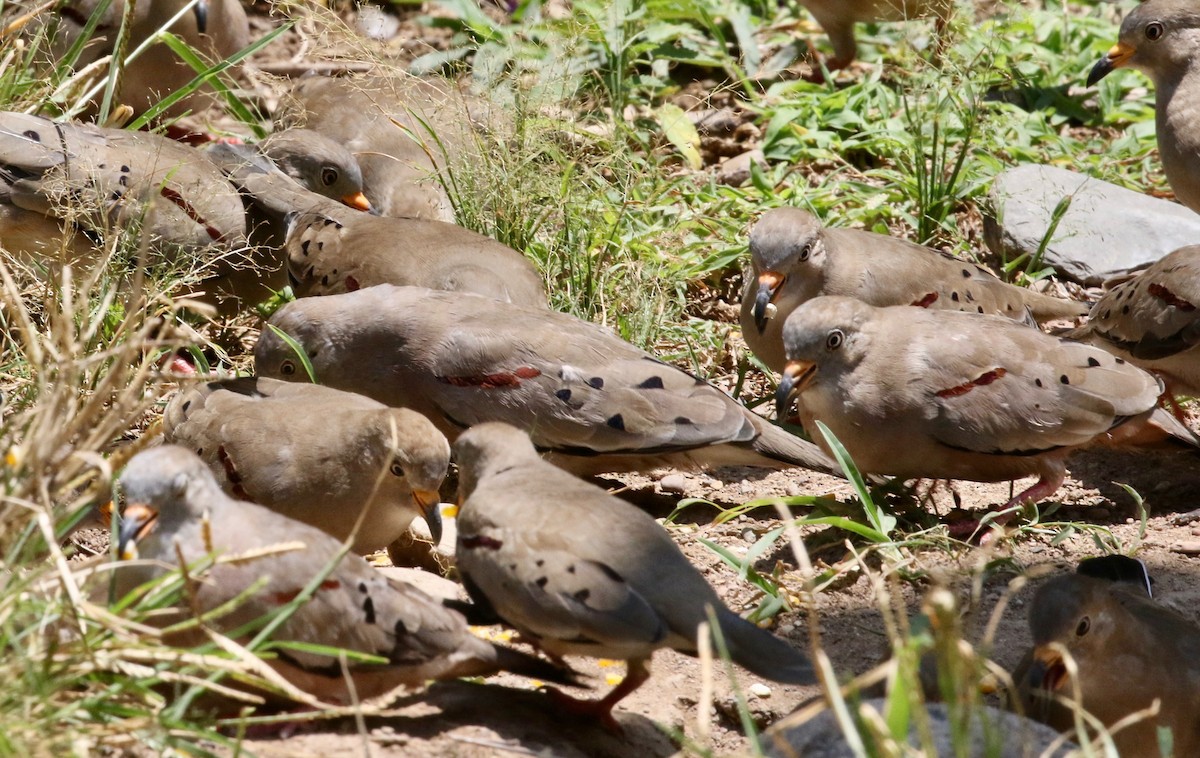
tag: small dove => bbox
[259,129,372,213]
[113,445,577,703]
[282,207,547,308]
[742,208,1087,372]
[775,296,1173,512]
[453,422,815,730]
[254,285,841,477]
[162,377,449,552]
[1065,244,1200,409]
[1088,0,1200,214]
[1013,555,1200,755]
[797,0,952,75]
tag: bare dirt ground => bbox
[131,2,1200,756]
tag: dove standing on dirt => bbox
[1013,556,1200,756]
[0,110,245,261]
[283,208,547,307]
[275,75,498,221]
[797,0,952,74]
[42,0,249,119]
[162,377,449,553]
[113,445,576,703]
[1064,244,1200,409]
[254,285,841,477]
[1088,0,1200,213]
[774,296,1176,513]
[742,208,1087,371]
[453,423,815,730]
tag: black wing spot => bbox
[1087,357,1100,367]
[394,618,407,636]
[1122,305,1130,315]
[535,576,549,588]
[675,416,693,425]
[607,414,626,431]
[536,559,544,567]
[1034,378,1043,388]
[363,596,376,625]
[637,376,665,389]
[358,582,368,593]
[301,240,311,255]
[961,268,971,278]
[574,588,591,603]
[181,400,191,412]
[1060,375,1070,385]
[556,389,572,402]
[587,377,605,389]
[1116,358,1126,364]
[22,130,41,142]
[951,292,960,302]
[597,563,623,582]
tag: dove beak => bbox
[342,191,373,213]
[1087,41,1134,86]
[117,502,159,561]
[752,271,785,332]
[1027,646,1068,693]
[775,359,816,420]
[97,499,115,525]
[192,0,209,34]
[413,489,443,545]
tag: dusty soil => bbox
[106,2,1200,756]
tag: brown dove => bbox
[275,75,496,220]
[0,110,246,261]
[1065,245,1200,408]
[41,0,249,119]
[258,129,372,213]
[1013,555,1200,755]
[161,377,449,553]
[283,207,547,307]
[774,296,1171,512]
[1088,0,1200,214]
[113,445,577,703]
[742,208,1087,372]
[453,422,815,730]
[254,285,841,477]
[798,0,952,74]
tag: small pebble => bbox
[1126,518,1135,524]
[743,529,756,543]
[784,483,802,497]
[659,473,688,493]
[749,683,772,698]
[1191,525,1200,536]
[1171,541,1200,555]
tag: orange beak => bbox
[1087,41,1135,86]
[775,359,817,420]
[342,191,373,212]
[752,271,786,332]
[116,502,159,561]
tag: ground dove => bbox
[453,422,815,730]
[258,129,372,213]
[162,377,449,553]
[1065,245,1200,408]
[774,296,1175,514]
[41,0,249,119]
[742,208,1087,372]
[1013,556,1200,755]
[254,285,841,477]
[113,445,576,703]
[283,207,547,307]
[275,75,498,221]
[797,0,952,74]
[1088,0,1200,214]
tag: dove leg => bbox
[541,657,651,734]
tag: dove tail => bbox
[715,607,815,685]
[745,416,842,477]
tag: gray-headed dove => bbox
[453,422,814,730]
[1013,556,1200,755]
[254,285,841,477]
[775,296,1176,514]
[113,445,576,703]
[1088,0,1200,214]
[162,377,449,553]
[742,208,1087,372]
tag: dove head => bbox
[453,422,539,502]
[775,296,874,419]
[261,129,373,212]
[116,445,228,559]
[1088,0,1200,88]
[748,208,828,332]
[378,408,452,543]
[1024,574,1124,699]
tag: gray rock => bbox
[759,698,1075,758]
[716,149,764,187]
[984,164,1200,285]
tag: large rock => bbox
[759,698,1075,758]
[985,165,1200,285]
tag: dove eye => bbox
[798,243,813,262]
[321,167,339,187]
[825,330,844,350]
[1145,22,1164,41]
[280,360,296,376]
[390,462,405,477]
[1075,617,1091,637]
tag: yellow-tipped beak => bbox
[1087,41,1135,86]
[1028,645,1068,693]
[775,359,816,420]
[342,191,373,212]
[752,271,785,332]
[116,502,159,561]
[412,489,443,544]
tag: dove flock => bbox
[6,0,1200,750]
